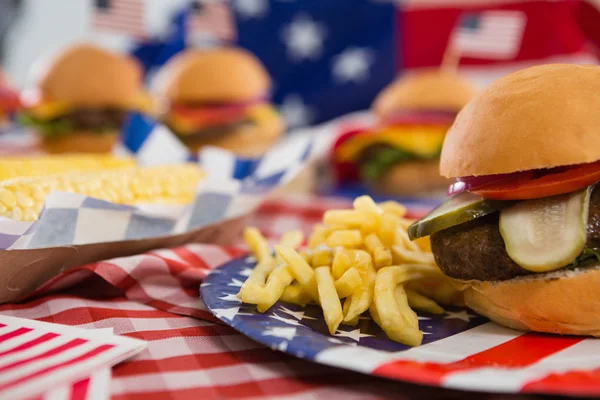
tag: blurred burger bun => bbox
[154,47,270,103]
[367,71,475,196]
[34,43,142,108]
[41,131,119,154]
[373,70,476,118]
[28,43,143,153]
[154,47,284,156]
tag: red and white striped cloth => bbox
[0,196,588,399]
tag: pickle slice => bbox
[408,192,506,240]
[499,187,592,272]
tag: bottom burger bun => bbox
[41,132,118,154]
[456,266,600,336]
[369,159,450,196]
[182,116,284,157]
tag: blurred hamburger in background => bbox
[333,71,475,196]
[20,44,152,153]
[0,69,21,129]
[153,47,284,157]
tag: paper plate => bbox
[201,256,600,397]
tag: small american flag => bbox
[450,11,527,60]
[91,0,146,38]
[188,0,237,45]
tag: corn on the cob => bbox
[0,164,205,221]
[0,155,135,182]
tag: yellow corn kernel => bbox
[0,164,204,221]
[0,155,135,181]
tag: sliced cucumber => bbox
[499,187,592,272]
[408,192,507,240]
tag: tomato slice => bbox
[171,103,249,126]
[0,88,20,113]
[471,160,600,200]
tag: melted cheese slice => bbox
[27,91,154,120]
[335,125,449,162]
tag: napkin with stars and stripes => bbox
[0,317,145,400]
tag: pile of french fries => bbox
[237,196,461,346]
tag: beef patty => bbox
[431,188,600,281]
[62,109,127,130]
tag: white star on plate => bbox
[274,341,289,352]
[331,47,374,84]
[445,310,475,322]
[239,267,253,277]
[245,255,257,264]
[279,94,315,128]
[327,337,345,344]
[334,328,374,342]
[232,0,268,19]
[228,278,245,288]
[263,326,297,340]
[212,306,240,321]
[270,313,304,326]
[218,293,241,303]
[418,316,430,321]
[281,13,327,61]
[279,305,316,321]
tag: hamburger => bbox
[408,64,600,336]
[20,44,152,153]
[153,47,284,157]
[0,70,21,129]
[332,71,475,196]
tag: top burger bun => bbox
[373,70,476,118]
[441,64,600,178]
[32,43,142,107]
[154,47,271,103]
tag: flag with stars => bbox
[125,0,597,129]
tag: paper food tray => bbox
[0,113,321,302]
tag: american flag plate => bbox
[201,256,600,397]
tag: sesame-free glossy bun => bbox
[441,64,600,178]
[33,43,142,107]
[373,70,476,118]
[154,47,271,103]
[457,265,600,336]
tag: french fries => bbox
[236,195,461,346]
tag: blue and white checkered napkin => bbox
[0,113,314,250]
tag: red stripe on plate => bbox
[0,327,32,343]
[374,334,583,385]
[0,344,114,391]
[0,338,87,374]
[0,332,59,357]
[70,375,91,400]
[522,368,600,396]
